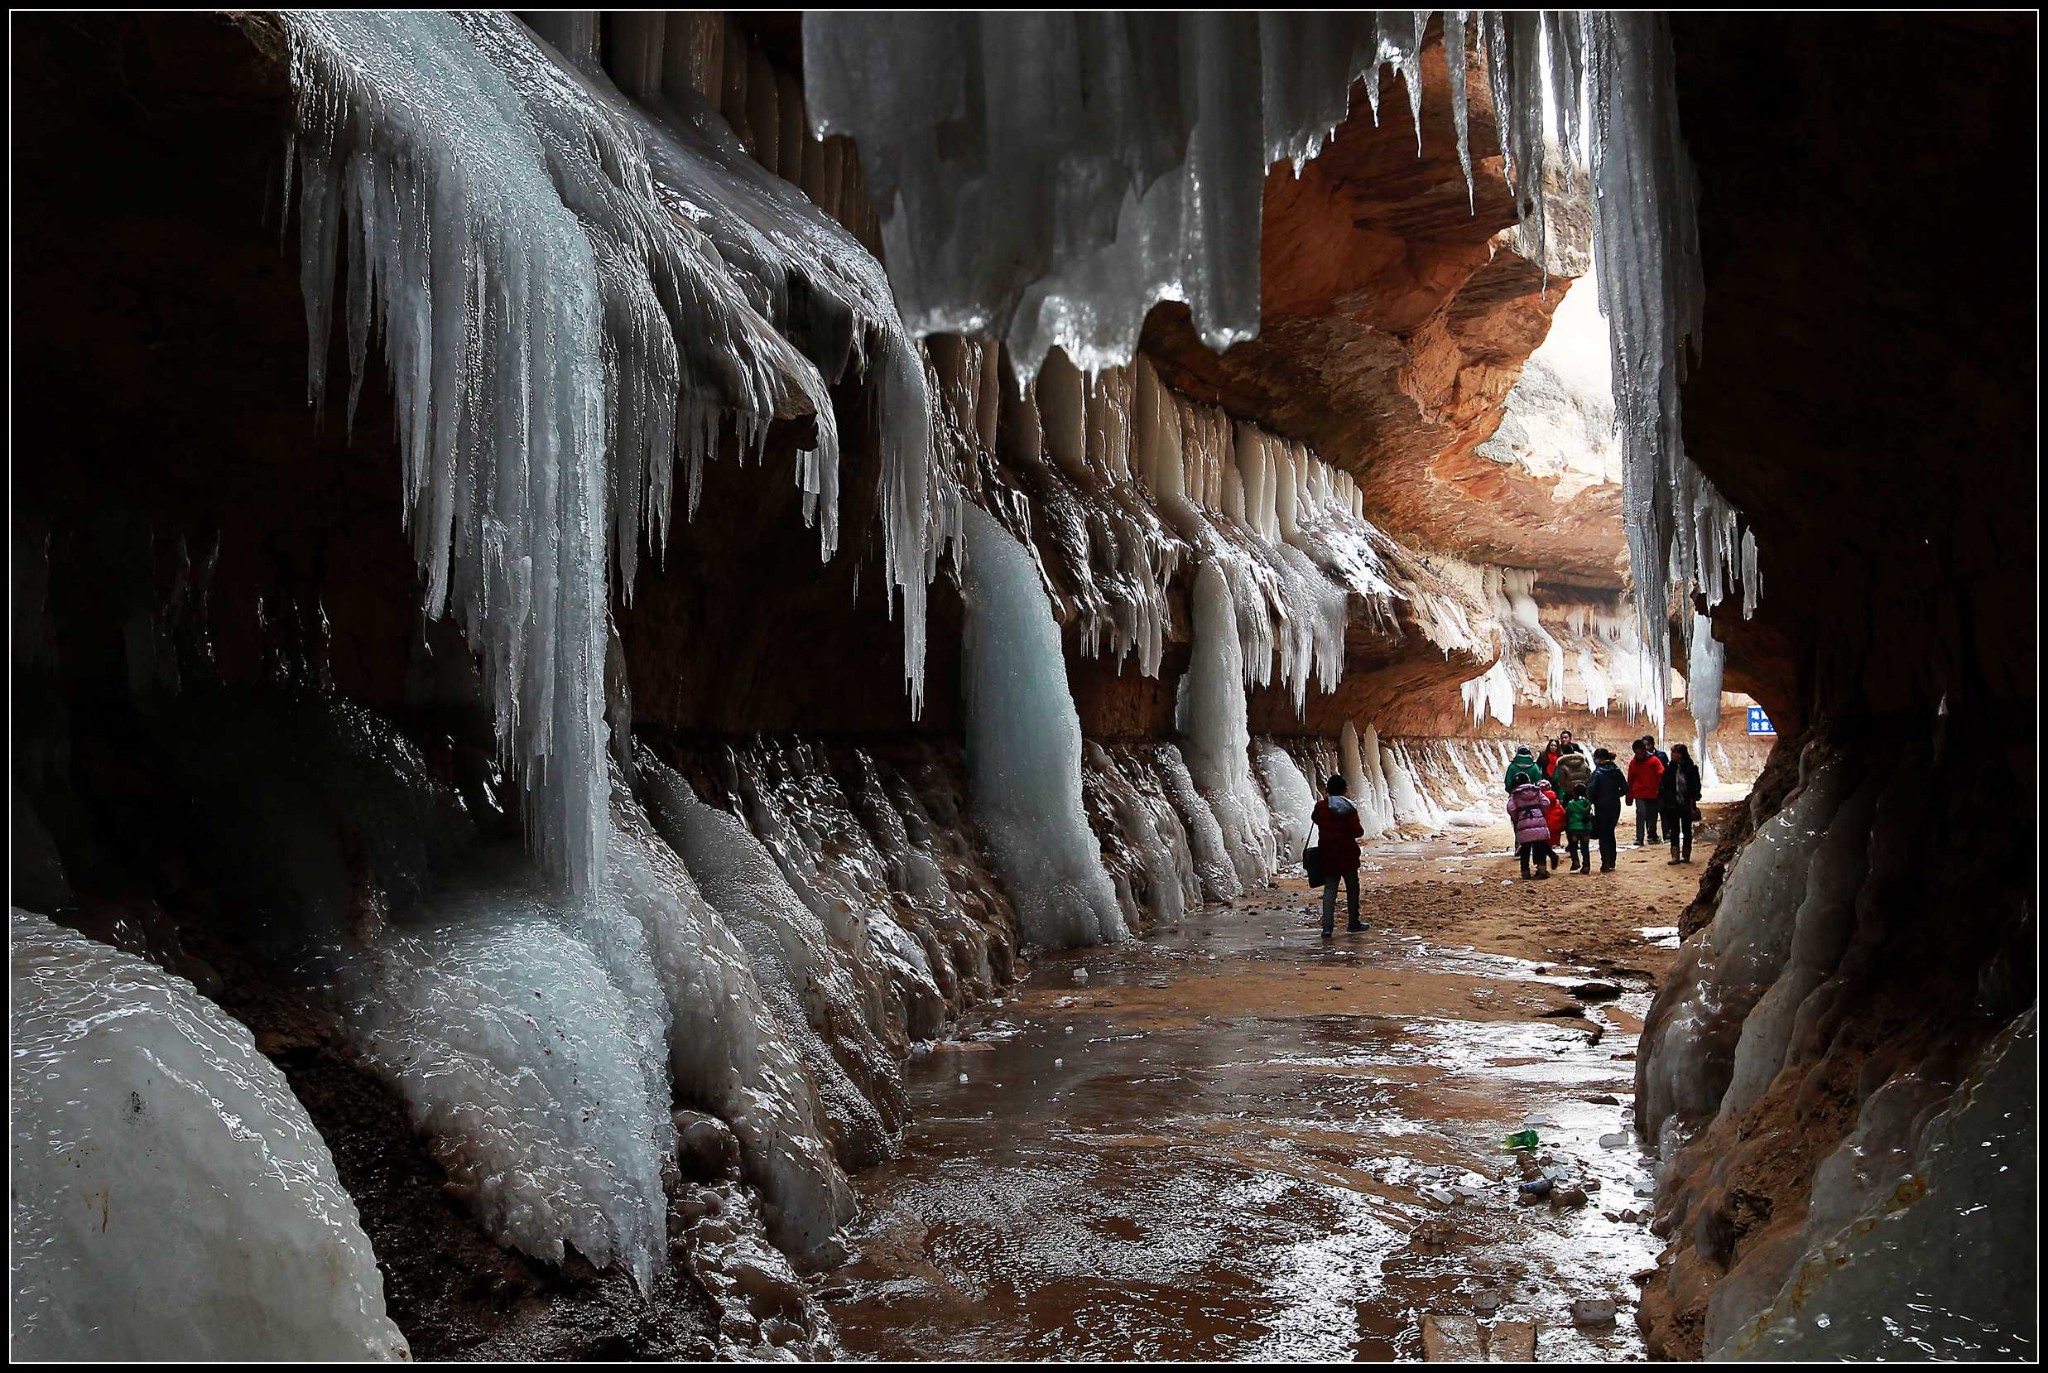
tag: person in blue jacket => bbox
[1585,747,1629,873]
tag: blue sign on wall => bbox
[1748,705,1775,736]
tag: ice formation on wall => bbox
[1460,584,1679,728]
[1687,611,1726,735]
[11,909,408,1361]
[1154,740,1242,903]
[988,350,1186,680]
[639,755,907,1169]
[346,884,674,1290]
[1639,758,1851,1142]
[805,11,1759,700]
[959,505,1126,947]
[1255,739,1317,864]
[1275,732,1516,843]
[531,14,956,713]
[608,766,855,1257]
[985,348,1421,724]
[1490,568,1567,706]
[280,11,956,894]
[283,11,613,893]
[1182,561,1277,888]
[1715,1010,2036,1362]
[1461,660,1518,728]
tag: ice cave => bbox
[10,9,2034,1364]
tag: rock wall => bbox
[1627,15,2036,1359]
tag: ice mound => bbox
[344,886,674,1292]
[10,909,407,1361]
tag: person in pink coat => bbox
[1508,780,1554,880]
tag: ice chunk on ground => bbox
[11,909,407,1361]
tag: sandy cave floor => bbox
[819,799,1745,1362]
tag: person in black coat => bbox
[1659,743,1704,863]
[1585,748,1629,873]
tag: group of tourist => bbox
[1505,730,1702,880]
[1301,725,1708,936]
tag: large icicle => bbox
[958,505,1126,947]
[534,16,956,711]
[283,11,611,894]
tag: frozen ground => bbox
[822,809,1735,1359]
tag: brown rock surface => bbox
[1142,23,1623,586]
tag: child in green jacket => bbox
[1564,786,1595,874]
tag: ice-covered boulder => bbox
[10,909,407,1361]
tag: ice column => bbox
[959,505,1126,947]
[1182,560,1277,887]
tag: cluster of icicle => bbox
[804,13,1471,375]
[1480,13,1758,682]
[923,320,1528,936]
[932,338,1516,923]
[804,11,1760,701]
[935,342,1450,715]
[281,11,950,895]
[1454,571,1675,730]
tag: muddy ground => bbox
[822,802,1742,1361]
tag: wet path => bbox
[825,821,1713,1361]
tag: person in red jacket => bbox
[1310,774,1366,938]
[1627,739,1666,847]
[1539,737,1562,780]
[1538,777,1567,868]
